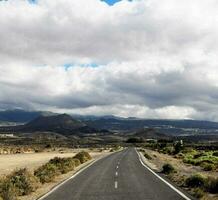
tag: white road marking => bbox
[116,165,119,169]
[115,181,118,189]
[115,171,118,176]
[135,149,191,200]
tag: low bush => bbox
[193,152,205,159]
[185,174,205,188]
[192,188,205,198]
[0,180,17,200]
[139,148,146,153]
[34,163,60,184]
[161,163,176,175]
[205,177,218,194]
[185,175,218,195]
[201,163,215,171]
[212,151,218,157]
[183,150,218,169]
[0,168,40,200]
[73,158,81,167]
[161,147,174,155]
[49,157,75,174]
[144,152,152,160]
[73,152,92,164]
[35,153,88,184]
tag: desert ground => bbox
[0,149,104,176]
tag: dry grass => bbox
[0,149,103,177]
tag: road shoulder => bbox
[19,152,111,200]
[136,149,194,200]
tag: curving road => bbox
[41,148,192,200]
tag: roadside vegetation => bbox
[144,140,218,172]
[182,150,218,171]
[139,140,218,199]
[0,151,92,200]
[161,163,176,174]
[185,174,218,198]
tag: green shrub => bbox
[193,152,205,159]
[183,158,198,165]
[34,163,59,184]
[73,152,92,164]
[161,147,174,155]
[0,180,17,200]
[161,163,176,174]
[201,163,215,171]
[173,141,183,154]
[192,188,205,198]
[205,177,218,194]
[73,158,81,167]
[34,155,85,184]
[144,152,152,160]
[49,157,75,174]
[183,150,218,168]
[185,174,205,188]
[0,169,39,199]
[212,151,218,157]
[140,148,146,153]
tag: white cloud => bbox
[0,0,218,120]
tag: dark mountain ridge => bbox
[85,118,218,132]
[1,110,218,138]
[0,109,55,123]
[0,114,98,135]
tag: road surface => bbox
[42,148,191,200]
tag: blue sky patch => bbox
[63,63,99,71]
[102,0,123,6]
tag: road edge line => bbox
[37,153,114,200]
[135,149,192,200]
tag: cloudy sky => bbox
[0,0,218,120]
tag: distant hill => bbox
[0,114,99,135]
[84,117,218,132]
[0,109,55,123]
[135,128,170,140]
[1,110,218,140]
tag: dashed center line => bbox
[115,171,118,176]
[116,165,119,169]
[115,181,118,189]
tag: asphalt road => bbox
[42,148,191,200]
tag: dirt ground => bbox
[0,149,104,176]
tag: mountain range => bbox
[0,110,218,139]
[0,113,99,136]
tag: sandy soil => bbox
[0,149,104,176]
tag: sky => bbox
[103,0,122,6]
[0,0,218,121]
